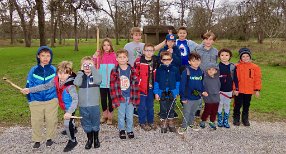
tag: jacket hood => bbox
[36,46,53,65]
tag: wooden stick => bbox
[96,26,100,69]
[3,77,22,90]
[70,116,83,119]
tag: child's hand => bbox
[93,51,100,58]
[155,94,160,101]
[64,113,72,120]
[233,90,239,96]
[182,100,187,104]
[202,92,208,97]
[167,48,173,53]
[255,91,260,98]
[21,88,30,94]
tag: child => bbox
[134,44,159,131]
[158,34,182,69]
[217,49,239,128]
[233,48,261,126]
[93,38,117,125]
[176,26,198,67]
[154,51,180,133]
[199,63,220,130]
[110,49,140,139]
[74,56,102,149]
[178,53,207,134]
[21,61,78,152]
[24,46,58,148]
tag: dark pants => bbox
[159,93,175,119]
[233,93,252,118]
[64,112,76,140]
[201,103,219,122]
[100,88,113,112]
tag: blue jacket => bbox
[158,45,182,69]
[180,65,205,101]
[153,64,180,97]
[26,46,57,102]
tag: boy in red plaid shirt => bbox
[110,49,140,139]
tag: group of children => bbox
[20,26,262,152]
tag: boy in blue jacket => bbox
[154,51,180,133]
[24,46,58,148]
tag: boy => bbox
[176,26,198,67]
[158,34,182,69]
[134,44,159,131]
[178,53,207,134]
[24,46,58,148]
[110,49,140,139]
[22,61,78,152]
[199,63,220,130]
[154,51,180,133]
[74,56,102,149]
[233,48,261,126]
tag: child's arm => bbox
[173,47,182,67]
[153,70,161,101]
[187,40,198,52]
[91,66,102,84]
[21,80,55,94]
[154,40,166,51]
[254,65,262,98]
[233,67,239,96]
[179,70,187,101]
[74,70,84,86]
[64,85,78,119]
[171,68,180,97]
[201,73,208,97]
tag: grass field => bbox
[0,38,285,126]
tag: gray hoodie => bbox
[202,64,221,103]
[74,66,102,107]
[195,44,218,71]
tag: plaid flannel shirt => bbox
[110,64,140,108]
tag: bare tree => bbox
[36,0,46,46]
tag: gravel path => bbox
[0,121,285,154]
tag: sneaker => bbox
[177,127,187,135]
[119,130,126,139]
[140,124,151,131]
[33,142,40,148]
[209,122,217,130]
[63,139,78,152]
[200,121,206,128]
[133,109,138,117]
[148,123,157,130]
[127,132,134,139]
[46,139,54,147]
[61,127,78,135]
[189,125,199,131]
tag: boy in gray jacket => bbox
[199,63,221,130]
[74,56,102,149]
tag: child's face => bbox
[207,68,217,77]
[132,32,142,42]
[219,51,231,63]
[161,55,173,65]
[241,54,251,63]
[116,53,128,65]
[38,51,51,66]
[144,46,154,59]
[58,71,70,83]
[188,58,201,69]
[203,36,214,48]
[103,41,111,52]
[82,60,94,74]
[177,30,187,40]
[166,40,175,48]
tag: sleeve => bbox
[254,65,262,91]
[179,70,187,101]
[26,67,34,101]
[29,80,55,93]
[201,72,205,92]
[91,66,102,85]
[233,67,239,91]
[109,70,119,108]
[153,69,161,95]
[187,40,198,52]
[73,71,84,86]
[66,85,78,114]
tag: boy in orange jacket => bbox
[233,48,262,126]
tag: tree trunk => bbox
[74,9,79,51]
[257,31,264,44]
[36,0,46,46]
[9,0,14,45]
[155,0,160,44]
[50,5,55,47]
[85,24,88,41]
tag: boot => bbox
[233,114,240,126]
[217,112,223,127]
[223,113,230,128]
[160,119,168,133]
[107,111,113,125]
[85,132,93,149]
[242,113,250,126]
[100,110,108,123]
[93,131,100,148]
[168,119,176,132]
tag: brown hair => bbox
[81,56,93,65]
[160,51,172,59]
[188,52,201,61]
[57,61,73,75]
[130,27,142,35]
[99,38,114,58]
[201,30,217,41]
[116,49,128,57]
[144,43,155,50]
[218,48,232,59]
[177,26,188,33]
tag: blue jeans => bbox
[118,97,134,132]
[79,106,100,133]
[138,90,154,124]
[182,99,201,128]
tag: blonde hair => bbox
[99,38,114,58]
[116,49,128,57]
[57,61,73,75]
[130,27,142,35]
[81,56,93,65]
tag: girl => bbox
[93,38,117,125]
